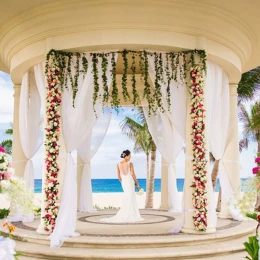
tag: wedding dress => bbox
[100,162,144,223]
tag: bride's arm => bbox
[117,164,122,182]
[130,163,140,190]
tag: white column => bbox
[181,92,216,234]
[218,83,241,218]
[160,156,169,210]
[77,154,84,209]
[12,85,27,178]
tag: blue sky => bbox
[0,71,257,179]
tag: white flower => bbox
[1,180,11,189]
[136,188,144,195]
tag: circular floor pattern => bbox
[78,213,175,225]
[11,215,242,239]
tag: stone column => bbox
[160,156,169,210]
[181,90,216,234]
[12,85,27,178]
[218,83,241,218]
[77,154,84,209]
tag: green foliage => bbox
[45,49,207,115]
[238,67,260,103]
[120,107,153,156]
[104,206,119,210]
[34,207,41,215]
[238,102,260,152]
[244,235,259,260]
[0,208,10,219]
[0,139,12,155]
[14,252,22,260]
[94,204,119,210]
[246,212,258,221]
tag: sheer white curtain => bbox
[143,108,183,211]
[50,53,117,248]
[206,61,242,221]
[10,70,43,223]
[145,53,186,212]
[78,108,112,212]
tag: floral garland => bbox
[189,65,208,231]
[252,153,260,175]
[43,62,62,232]
[0,146,13,194]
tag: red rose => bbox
[257,215,260,222]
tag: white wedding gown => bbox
[100,162,144,223]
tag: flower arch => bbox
[44,49,208,232]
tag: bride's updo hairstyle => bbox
[120,150,131,158]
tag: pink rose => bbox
[252,167,259,174]
[0,146,5,153]
[0,172,2,180]
[255,157,260,163]
[4,171,11,180]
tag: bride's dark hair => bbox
[120,150,131,158]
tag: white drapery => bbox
[145,54,186,212]
[0,237,16,260]
[50,53,117,247]
[78,108,112,212]
[206,61,242,221]
[11,68,44,223]
[143,108,183,212]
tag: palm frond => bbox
[239,138,249,152]
[209,152,215,163]
[5,128,13,135]
[238,67,260,102]
[239,102,260,143]
[120,116,144,140]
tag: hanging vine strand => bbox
[45,49,207,115]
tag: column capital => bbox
[13,84,21,98]
[229,83,238,96]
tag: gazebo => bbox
[1,0,259,251]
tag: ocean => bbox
[34,178,229,193]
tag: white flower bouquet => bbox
[136,188,144,196]
[0,146,38,214]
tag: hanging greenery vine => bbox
[45,49,207,115]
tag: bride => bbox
[100,150,144,223]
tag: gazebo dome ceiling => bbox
[0,0,259,82]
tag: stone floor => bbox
[11,209,242,237]
[1,209,256,259]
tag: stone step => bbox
[15,234,250,260]
[11,219,255,249]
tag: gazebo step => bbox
[11,219,255,249]
[15,235,249,260]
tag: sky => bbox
[0,71,257,179]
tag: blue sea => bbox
[34,178,239,193]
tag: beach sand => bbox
[0,192,220,210]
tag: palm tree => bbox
[238,102,260,211]
[120,107,157,208]
[0,124,13,155]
